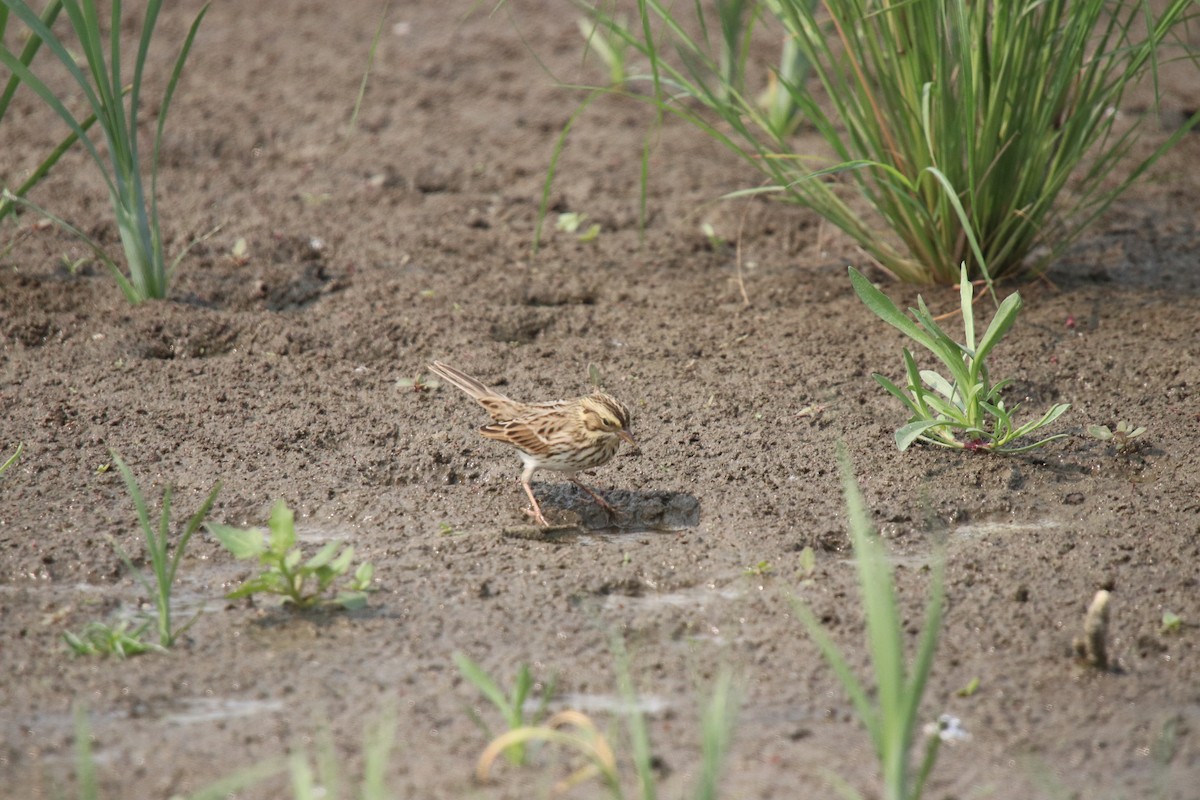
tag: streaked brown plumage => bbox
[428,361,635,526]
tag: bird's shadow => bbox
[533,485,700,531]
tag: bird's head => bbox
[580,393,635,446]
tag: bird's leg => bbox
[520,467,550,526]
[570,478,617,513]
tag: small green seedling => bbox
[700,222,726,251]
[745,560,773,577]
[455,653,556,766]
[63,619,162,658]
[209,501,374,610]
[792,447,950,800]
[1087,421,1146,454]
[107,450,220,649]
[0,442,22,477]
[955,677,981,698]
[397,374,440,392]
[1161,611,1182,635]
[850,264,1070,453]
[796,546,816,579]
[556,212,601,242]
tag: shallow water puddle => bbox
[536,692,671,717]
[601,584,742,611]
[837,516,1062,570]
[163,696,285,725]
[952,516,1062,540]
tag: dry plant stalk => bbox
[1073,589,1111,669]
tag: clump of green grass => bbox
[0,0,208,302]
[287,712,399,800]
[455,653,556,767]
[851,264,1069,453]
[791,448,955,800]
[470,636,738,799]
[571,0,1198,283]
[209,500,374,611]
[65,450,219,657]
[63,619,161,658]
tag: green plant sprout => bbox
[796,545,816,579]
[63,619,161,658]
[1087,421,1147,454]
[209,501,374,610]
[744,559,773,577]
[396,374,440,392]
[700,222,725,251]
[287,712,399,800]
[850,264,1070,453]
[109,450,220,648]
[556,211,601,242]
[0,0,209,303]
[454,653,556,767]
[472,637,738,800]
[791,448,952,800]
[65,705,282,799]
[1160,611,1182,635]
[0,441,22,476]
[64,451,217,657]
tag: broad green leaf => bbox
[919,370,958,403]
[335,592,368,611]
[284,548,302,571]
[268,501,296,553]
[330,545,356,574]
[209,524,267,559]
[303,540,341,570]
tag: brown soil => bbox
[2,1,1199,798]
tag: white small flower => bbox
[923,714,970,743]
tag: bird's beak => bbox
[618,430,637,447]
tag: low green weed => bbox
[63,619,161,658]
[287,712,398,800]
[108,451,220,648]
[471,637,738,799]
[1088,421,1147,454]
[209,501,374,610]
[791,448,954,800]
[65,450,220,657]
[64,705,280,799]
[850,264,1069,453]
[455,653,555,766]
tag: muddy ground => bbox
[2,1,1199,798]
